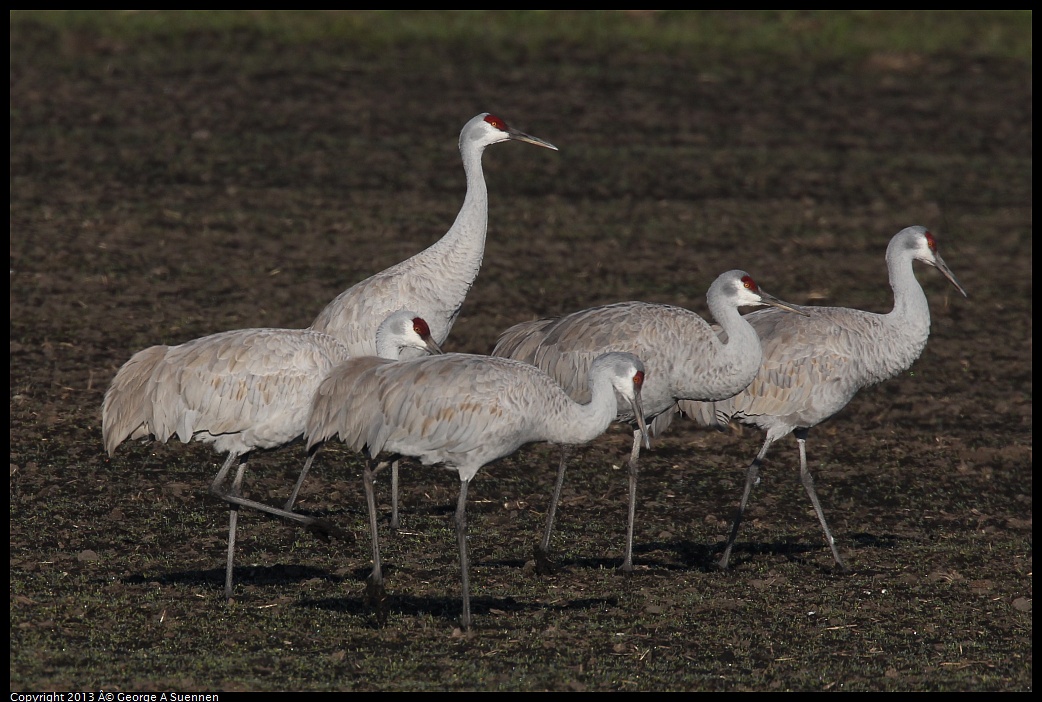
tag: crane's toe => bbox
[305,518,351,543]
[365,572,389,627]
[532,545,558,576]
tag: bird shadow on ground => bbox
[846,532,900,550]
[632,538,721,570]
[687,539,851,574]
[534,535,900,575]
[121,564,346,591]
[529,553,705,575]
[300,592,619,629]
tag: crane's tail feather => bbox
[677,398,731,431]
[101,344,169,456]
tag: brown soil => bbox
[10,15,1031,691]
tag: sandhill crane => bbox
[305,113,556,527]
[305,352,649,629]
[493,270,804,573]
[308,113,557,356]
[282,311,444,512]
[681,226,967,571]
[101,310,441,600]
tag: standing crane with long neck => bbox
[305,351,649,630]
[101,310,441,600]
[308,113,557,356]
[302,113,557,526]
[493,270,804,573]
[681,226,967,571]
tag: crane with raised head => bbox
[102,310,441,600]
[304,113,557,527]
[681,226,967,571]
[309,113,557,356]
[305,351,649,630]
[493,270,804,573]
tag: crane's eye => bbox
[633,370,645,387]
[484,115,506,130]
[741,275,758,291]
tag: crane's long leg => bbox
[210,454,345,541]
[214,475,324,528]
[718,436,774,570]
[390,459,401,532]
[363,459,390,624]
[222,456,247,600]
[210,451,240,494]
[795,429,848,571]
[621,428,645,573]
[455,478,472,630]
[363,461,390,585]
[534,446,573,575]
[283,447,320,511]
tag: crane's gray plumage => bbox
[101,310,440,600]
[306,113,555,531]
[282,311,444,512]
[308,113,557,358]
[103,328,352,458]
[680,226,967,570]
[305,351,648,629]
[493,270,804,572]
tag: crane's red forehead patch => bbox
[484,114,506,130]
[924,230,937,251]
[413,318,431,337]
[633,370,645,386]
[741,275,759,292]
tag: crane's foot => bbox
[532,545,558,576]
[365,572,388,627]
[305,518,350,543]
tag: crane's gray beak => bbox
[425,336,445,355]
[759,290,810,316]
[932,253,968,297]
[628,393,651,450]
[508,127,558,152]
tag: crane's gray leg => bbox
[210,456,346,540]
[534,446,572,575]
[621,428,644,573]
[718,436,773,570]
[283,446,320,511]
[215,476,330,528]
[390,459,401,532]
[455,478,472,630]
[210,452,239,494]
[363,461,386,585]
[220,456,247,601]
[795,429,848,571]
[363,460,389,625]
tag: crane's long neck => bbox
[544,374,620,446]
[877,248,933,372]
[887,250,930,330]
[305,136,493,358]
[421,140,489,296]
[686,298,764,399]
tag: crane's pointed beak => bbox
[932,253,968,298]
[759,290,810,316]
[425,336,445,355]
[508,127,558,152]
[628,393,651,450]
